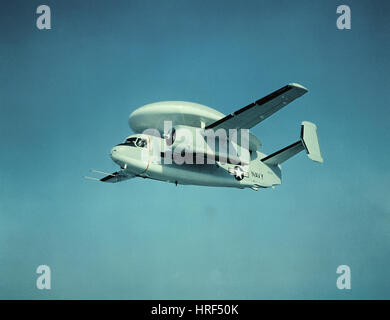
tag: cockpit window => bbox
[136,139,147,148]
[124,137,138,147]
[121,137,147,148]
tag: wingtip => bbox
[288,83,308,92]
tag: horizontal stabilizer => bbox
[261,121,323,165]
[261,141,304,165]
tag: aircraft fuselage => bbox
[110,134,281,190]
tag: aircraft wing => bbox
[85,169,134,183]
[100,171,134,183]
[205,83,308,131]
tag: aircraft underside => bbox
[135,159,281,190]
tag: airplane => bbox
[85,83,323,191]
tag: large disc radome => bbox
[129,101,224,134]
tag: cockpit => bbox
[118,137,148,148]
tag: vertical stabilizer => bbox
[300,121,323,163]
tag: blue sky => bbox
[0,0,389,299]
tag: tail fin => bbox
[300,121,323,163]
[261,121,323,165]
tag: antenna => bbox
[84,176,100,181]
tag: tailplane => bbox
[261,121,323,165]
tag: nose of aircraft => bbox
[109,143,149,174]
[110,145,129,169]
[110,145,123,164]
[110,146,117,159]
